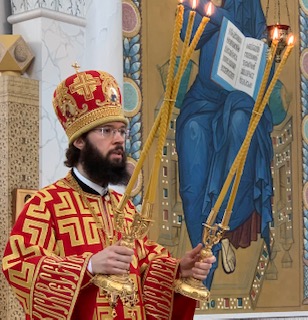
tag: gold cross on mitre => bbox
[71,62,81,73]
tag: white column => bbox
[8,0,123,187]
[84,0,123,89]
[0,1,12,34]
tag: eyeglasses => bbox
[93,126,129,139]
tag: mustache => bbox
[108,145,125,155]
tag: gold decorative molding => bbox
[0,75,39,320]
[0,35,34,75]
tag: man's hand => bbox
[90,242,134,275]
[179,243,216,280]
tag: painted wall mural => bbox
[140,0,308,316]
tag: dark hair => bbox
[64,132,88,168]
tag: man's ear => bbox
[73,137,85,150]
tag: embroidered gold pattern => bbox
[143,259,178,320]
[52,70,128,143]
[52,82,89,130]
[66,105,124,141]
[30,255,90,319]
[100,72,121,104]
[3,174,180,319]
[69,72,101,101]
[65,172,118,248]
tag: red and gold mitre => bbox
[52,68,128,143]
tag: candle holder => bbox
[173,34,294,302]
[174,223,229,300]
[99,1,210,309]
[265,0,291,63]
[92,201,152,317]
[66,176,143,317]
[267,24,291,62]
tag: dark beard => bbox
[79,138,130,186]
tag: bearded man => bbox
[2,69,215,320]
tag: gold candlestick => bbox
[175,33,294,302]
[92,4,186,314]
[173,2,215,302]
[209,32,286,226]
[97,1,210,310]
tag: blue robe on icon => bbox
[175,0,273,288]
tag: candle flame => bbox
[206,2,213,16]
[288,34,294,45]
[192,0,196,9]
[273,27,279,40]
[179,0,183,3]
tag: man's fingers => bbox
[113,244,134,255]
[114,260,131,271]
[188,243,203,257]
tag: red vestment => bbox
[2,172,196,319]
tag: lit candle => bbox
[182,0,197,51]
[146,0,211,206]
[219,29,290,230]
[206,1,213,16]
[253,27,279,115]
[255,34,294,117]
[238,27,279,165]
[177,3,211,81]
[117,2,184,212]
[164,2,184,101]
[145,2,185,205]
[220,28,280,225]
[219,35,295,227]
[273,27,279,45]
[172,0,212,104]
